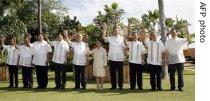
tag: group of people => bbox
[0,20,190,92]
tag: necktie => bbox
[151,42,153,62]
[157,42,159,62]
[131,42,134,61]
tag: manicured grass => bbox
[0,69,194,101]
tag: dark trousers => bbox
[22,66,33,88]
[129,63,143,89]
[168,63,184,89]
[74,65,86,88]
[54,63,66,87]
[8,65,18,87]
[148,64,162,89]
[35,65,48,88]
[109,60,124,89]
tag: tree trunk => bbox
[158,0,166,44]
[158,0,168,79]
[38,0,42,34]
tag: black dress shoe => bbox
[28,86,33,89]
[22,86,27,89]
[40,87,47,89]
[7,86,13,88]
[138,88,143,90]
[61,85,65,89]
[82,87,86,90]
[110,87,117,90]
[73,87,80,90]
[151,88,156,91]
[170,88,175,91]
[27,86,32,89]
[36,86,41,89]
[130,88,135,90]
[157,88,162,91]
[119,88,124,90]
[54,86,60,89]
[178,87,183,91]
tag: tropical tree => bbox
[165,17,175,36]
[0,15,27,44]
[94,2,125,36]
[140,10,160,33]
[165,17,191,39]
[0,0,24,16]
[84,24,102,48]
[175,19,191,38]
[104,2,125,26]
[59,15,81,33]
[127,17,141,33]
[0,0,69,41]
[148,10,159,32]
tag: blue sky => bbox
[61,0,195,32]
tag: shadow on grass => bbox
[0,87,174,95]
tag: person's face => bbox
[112,27,118,36]
[150,33,157,41]
[11,39,15,46]
[77,34,83,42]
[170,29,177,38]
[132,33,138,41]
[57,34,63,41]
[96,41,102,47]
[24,37,30,45]
[0,36,4,44]
[38,34,44,42]
[63,30,68,38]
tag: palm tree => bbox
[158,0,166,44]
[158,0,168,79]
[165,18,175,36]
[0,0,24,16]
[94,2,125,36]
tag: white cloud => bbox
[62,0,195,32]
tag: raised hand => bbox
[69,33,77,41]
[0,35,5,44]
[102,22,107,39]
[44,33,49,40]
[103,22,107,30]
[185,26,190,35]
[63,30,69,39]
[185,26,191,42]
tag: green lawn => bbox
[0,69,195,101]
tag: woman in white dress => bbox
[90,40,107,90]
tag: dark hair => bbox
[150,31,156,35]
[113,25,120,30]
[170,28,177,32]
[9,36,17,45]
[132,32,139,36]
[56,33,65,37]
[38,33,43,36]
[24,33,32,39]
[96,39,105,45]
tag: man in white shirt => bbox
[102,23,126,90]
[50,33,70,89]
[66,33,89,90]
[19,34,34,88]
[0,36,19,88]
[32,33,52,89]
[145,32,165,91]
[126,32,145,90]
[165,28,190,91]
